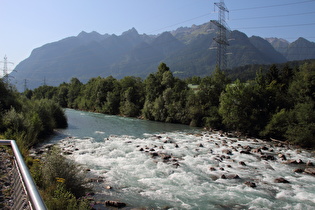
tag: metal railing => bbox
[0,140,47,210]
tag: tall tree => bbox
[67,78,82,108]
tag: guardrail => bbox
[0,140,47,210]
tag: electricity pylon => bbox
[1,55,14,83]
[211,0,229,70]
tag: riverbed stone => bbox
[274,177,290,183]
[286,159,304,164]
[222,149,232,155]
[294,168,304,173]
[244,181,257,188]
[261,155,275,161]
[260,146,269,150]
[239,161,246,166]
[229,174,240,179]
[150,152,159,157]
[105,200,126,208]
[240,150,251,155]
[305,168,315,175]
[278,154,287,161]
[251,148,262,153]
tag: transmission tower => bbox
[211,0,229,70]
[24,79,28,92]
[1,55,14,83]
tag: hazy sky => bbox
[1,0,315,73]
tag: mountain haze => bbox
[11,21,315,90]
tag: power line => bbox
[148,13,213,34]
[231,0,315,12]
[234,22,315,30]
[230,11,315,21]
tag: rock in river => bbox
[105,200,126,208]
[274,177,290,183]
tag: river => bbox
[49,109,315,209]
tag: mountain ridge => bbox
[10,21,315,91]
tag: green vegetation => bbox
[0,80,91,209]
[27,61,315,148]
[27,149,91,210]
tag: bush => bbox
[41,148,87,197]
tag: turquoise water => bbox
[51,109,315,209]
[53,109,196,140]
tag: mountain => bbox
[266,37,315,61]
[265,38,290,55]
[10,21,315,91]
[284,37,315,61]
[249,36,287,64]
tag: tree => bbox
[143,63,171,119]
[219,80,268,135]
[284,61,315,147]
[266,64,280,84]
[119,76,144,117]
[193,67,230,128]
[67,78,82,108]
[55,84,69,108]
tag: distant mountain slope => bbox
[284,37,315,61]
[10,21,315,91]
[265,38,290,54]
[249,36,287,64]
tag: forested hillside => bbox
[26,61,315,148]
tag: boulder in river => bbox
[261,155,275,161]
[222,149,232,155]
[294,168,304,173]
[278,154,287,161]
[105,200,126,208]
[304,168,315,176]
[239,161,247,166]
[286,159,304,164]
[240,150,251,155]
[251,148,262,153]
[260,146,269,150]
[244,181,257,188]
[221,174,240,179]
[274,177,290,183]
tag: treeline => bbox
[26,62,315,148]
[0,80,91,209]
[226,59,315,82]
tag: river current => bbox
[50,109,315,209]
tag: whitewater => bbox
[52,109,315,209]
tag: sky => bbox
[1,0,315,75]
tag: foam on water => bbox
[58,131,315,209]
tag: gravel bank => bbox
[0,146,14,209]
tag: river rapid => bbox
[49,109,315,209]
